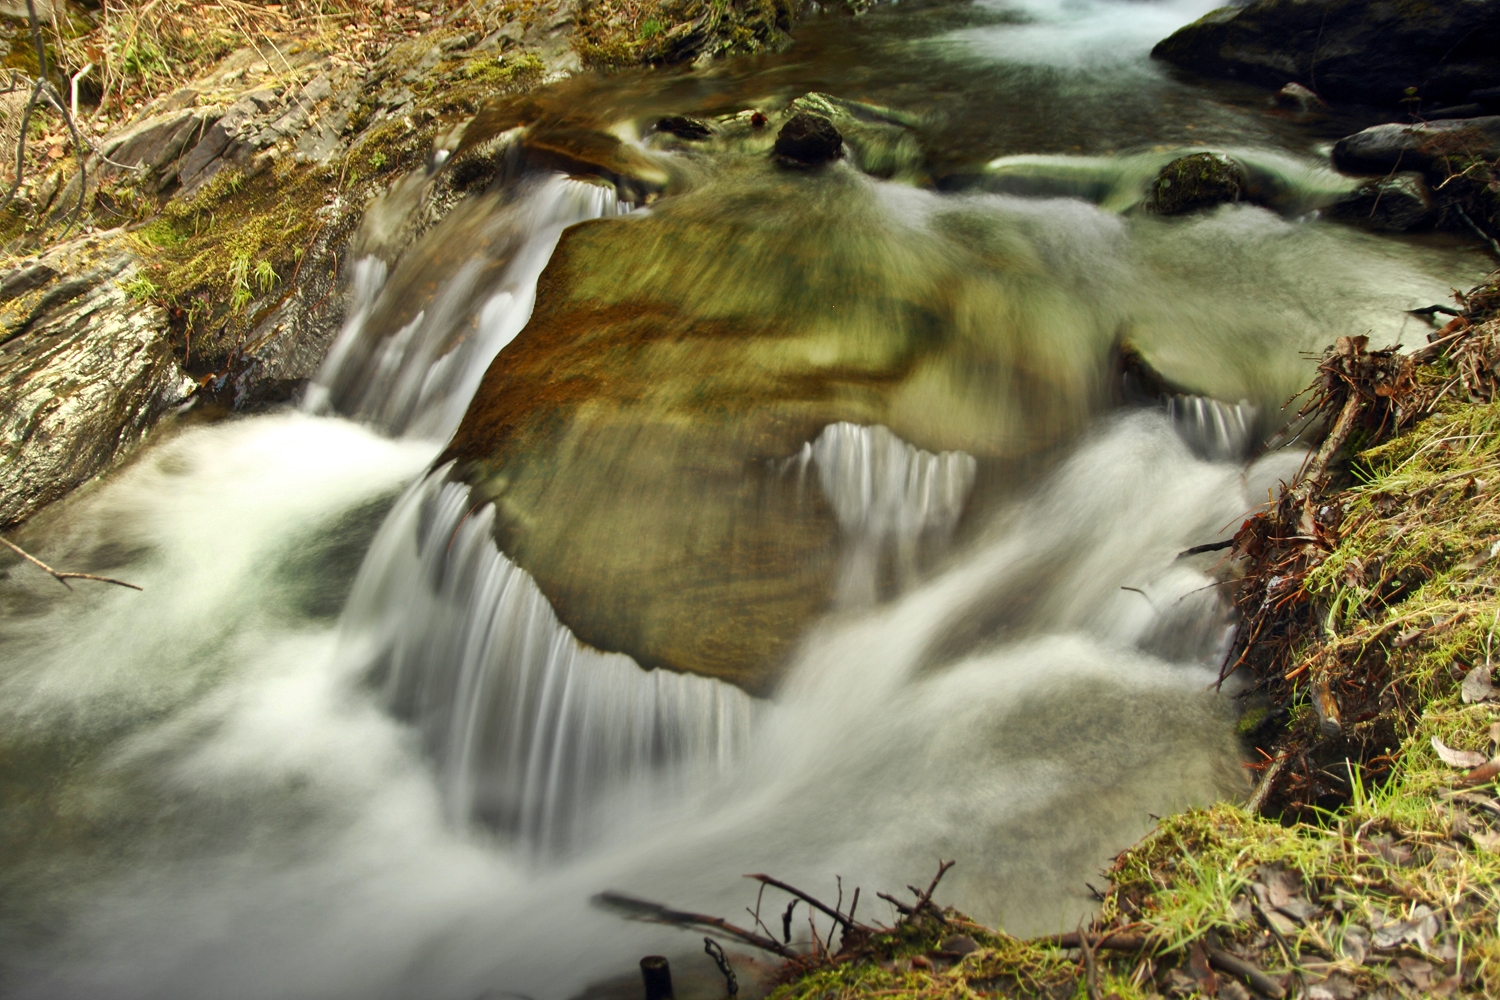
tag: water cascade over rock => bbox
[340,469,757,853]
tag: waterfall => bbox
[788,423,978,604]
[304,174,632,440]
[338,467,758,855]
[1168,394,1259,461]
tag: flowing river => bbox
[0,2,1491,998]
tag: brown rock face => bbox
[441,161,1121,694]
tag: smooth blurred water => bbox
[0,1,1492,998]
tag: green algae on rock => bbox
[1148,152,1243,216]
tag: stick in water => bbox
[0,536,142,591]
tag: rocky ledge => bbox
[1153,0,1500,109]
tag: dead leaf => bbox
[1462,664,1497,703]
[1371,904,1439,952]
[1256,864,1302,908]
[1277,896,1321,922]
[1187,940,1218,996]
[1432,735,1489,768]
[1397,956,1433,991]
[1462,756,1500,787]
[46,145,64,159]
[1472,828,1500,853]
[1338,924,1369,965]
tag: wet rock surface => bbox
[1332,117,1500,176]
[773,112,845,167]
[654,115,713,140]
[1326,172,1435,233]
[1152,0,1500,107]
[1149,152,1244,215]
[437,164,1152,693]
[0,244,190,527]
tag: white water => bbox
[788,423,979,605]
[952,0,1224,69]
[3,1,1495,994]
[304,174,631,440]
[1,411,1276,1000]
[343,468,759,853]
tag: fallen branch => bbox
[745,873,868,933]
[592,891,794,958]
[0,536,142,591]
[1027,930,1151,952]
[1204,941,1286,1000]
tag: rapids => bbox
[0,1,1492,998]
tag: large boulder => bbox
[1331,116,1500,175]
[1153,0,1500,107]
[439,162,1125,694]
[0,250,191,527]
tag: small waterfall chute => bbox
[304,174,632,440]
[338,467,758,855]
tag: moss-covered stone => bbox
[1148,152,1244,216]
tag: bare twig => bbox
[909,859,955,915]
[746,874,865,932]
[1076,924,1103,1000]
[592,891,794,959]
[1205,940,1287,1000]
[0,536,142,591]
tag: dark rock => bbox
[1152,0,1500,107]
[1326,171,1435,231]
[1332,117,1500,175]
[772,112,844,168]
[0,264,56,303]
[1273,81,1323,110]
[654,115,713,140]
[1149,152,1245,215]
[1472,86,1500,112]
[786,93,924,180]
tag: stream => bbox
[0,2,1492,998]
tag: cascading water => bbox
[1,1,1494,998]
[342,468,759,853]
[789,423,979,605]
[304,173,631,440]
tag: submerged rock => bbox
[1331,117,1500,175]
[1152,0,1500,107]
[654,115,713,140]
[1149,152,1244,215]
[773,112,844,167]
[786,93,925,180]
[1326,172,1435,232]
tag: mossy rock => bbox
[1149,152,1244,216]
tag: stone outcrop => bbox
[1153,0,1500,108]
[1331,117,1500,175]
[0,243,190,526]
[773,112,845,168]
[437,161,1133,693]
[1325,172,1435,232]
[1148,152,1245,215]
